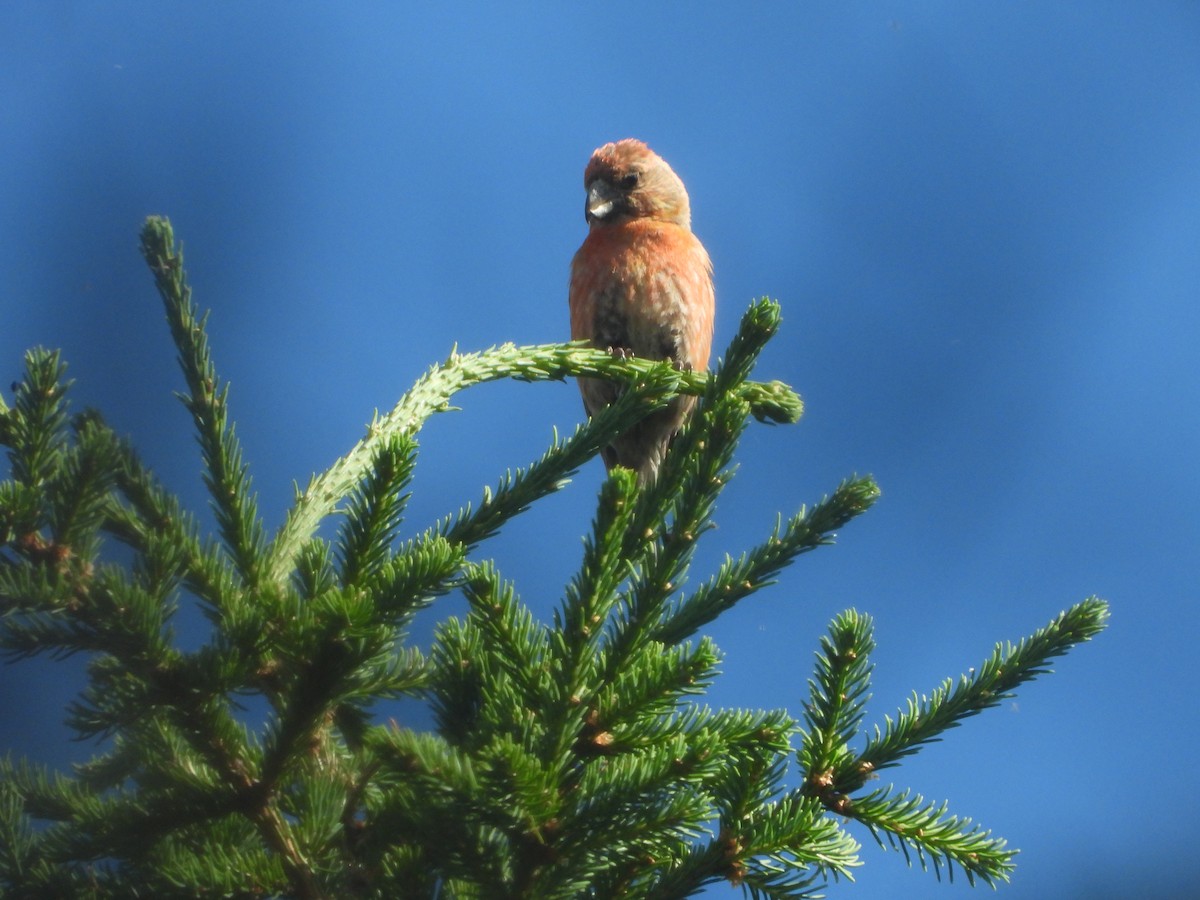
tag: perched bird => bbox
[569,139,715,483]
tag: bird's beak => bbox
[586,181,617,223]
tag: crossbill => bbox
[569,139,716,484]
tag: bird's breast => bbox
[570,222,714,369]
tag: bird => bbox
[568,139,715,484]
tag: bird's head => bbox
[582,139,692,230]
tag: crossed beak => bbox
[585,180,618,223]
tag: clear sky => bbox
[2,3,1198,897]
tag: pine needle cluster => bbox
[0,217,1108,898]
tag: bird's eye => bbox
[620,171,640,189]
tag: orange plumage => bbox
[569,139,715,483]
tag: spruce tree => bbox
[0,217,1107,898]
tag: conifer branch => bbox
[459,561,553,726]
[5,349,71,493]
[798,599,1108,888]
[799,609,875,794]
[620,396,750,645]
[850,788,1014,886]
[855,598,1110,780]
[101,425,236,613]
[369,533,465,622]
[554,468,639,685]
[336,434,417,589]
[263,324,802,586]
[140,217,267,591]
[731,790,861,895]
[46,413,120,558]
[590,638,723,747]
[655,478,880,646]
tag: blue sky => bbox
[2,3,1198,896]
